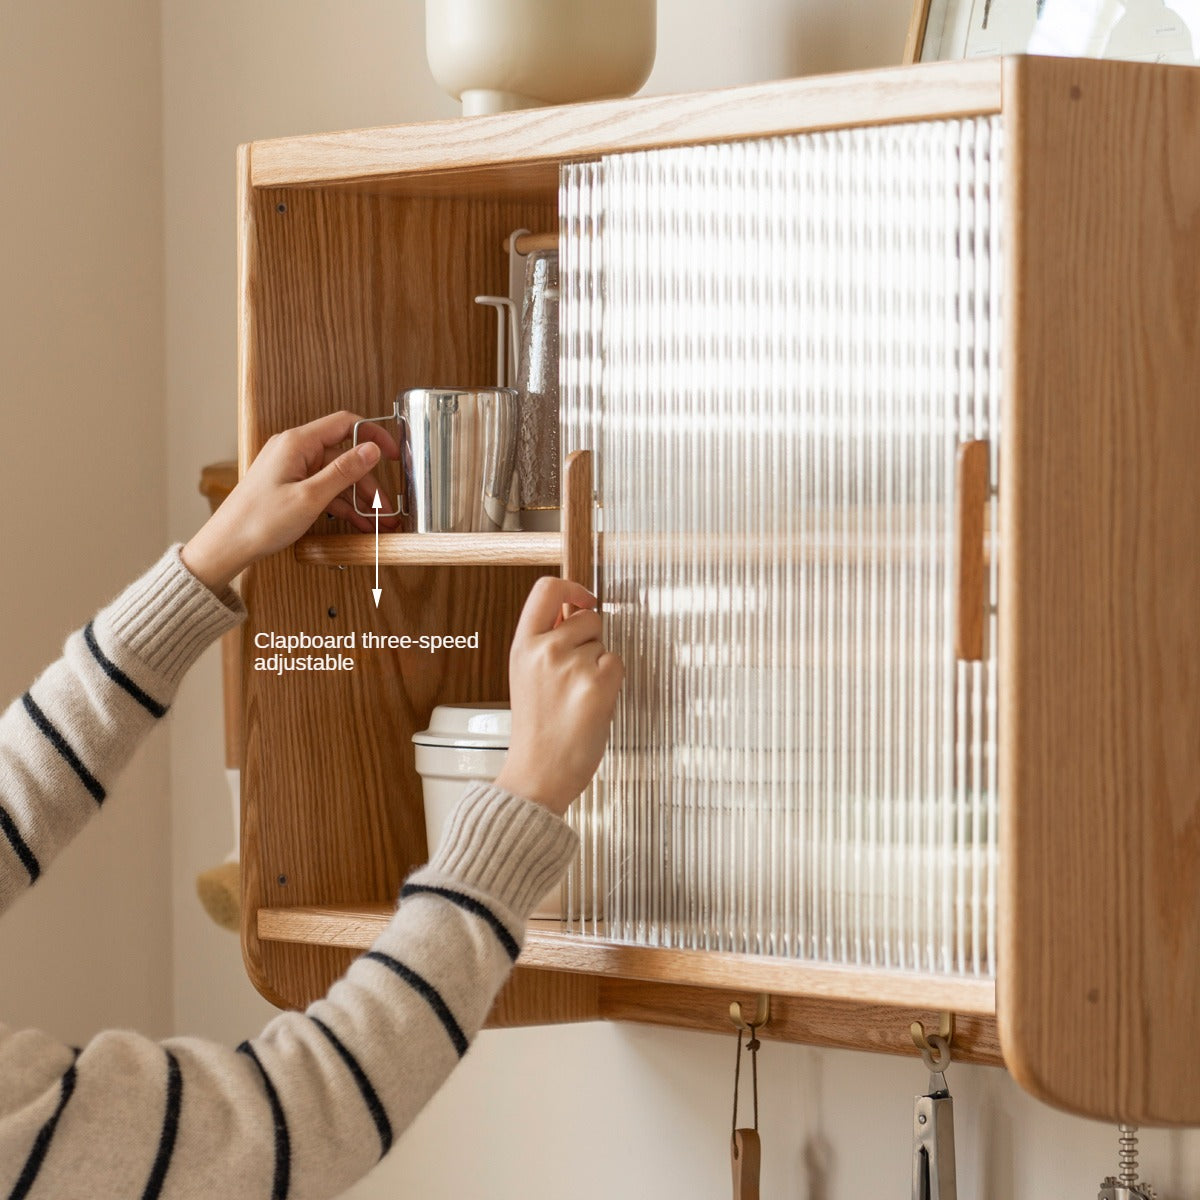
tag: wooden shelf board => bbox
[295,530,994,570]
[294,532,563,568]
[249,61,1004,193]
[257,905,996,1015]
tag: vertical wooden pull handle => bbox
[220,631,244,770]
[954,440,990,662]
[731,1129,761,1200]
[562,449,595,593]
[200,462,244,768]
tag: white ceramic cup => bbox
[425,0,656,116]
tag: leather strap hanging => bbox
[730,1012,763,1200]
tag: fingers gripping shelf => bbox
[293,452,592,573]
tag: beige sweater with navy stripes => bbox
[0,546,579,1199]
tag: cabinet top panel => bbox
[246,58,1004,196]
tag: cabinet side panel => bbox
[239,185,555,1008]
[1001,57,1200,1125]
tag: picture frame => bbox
[906,0,1200,66]
[903,0,936,63]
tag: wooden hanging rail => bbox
[504,230,558,255]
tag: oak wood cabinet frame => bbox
[238,56,1200,1124]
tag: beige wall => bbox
[152,3,1200,1198]
[0,2,171,1041]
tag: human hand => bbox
[493,577,624,816]
[182,411,401,593]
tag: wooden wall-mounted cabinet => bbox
[238,55,1200,1126]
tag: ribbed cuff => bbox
[424,783,579,920]
[96,545,246,694]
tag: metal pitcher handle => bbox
[351,412,407,519]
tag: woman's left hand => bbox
[182,410,401,593]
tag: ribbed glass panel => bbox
[560,118,1001,977]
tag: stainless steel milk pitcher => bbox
[352,387,519,533]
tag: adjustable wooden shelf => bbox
[238,56,1200,1123]
[294,532,562,567]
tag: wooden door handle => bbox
[200,462,244,768]
[562,449,595,593]
[954,440,990,662]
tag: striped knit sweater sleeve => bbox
[0,546,579,1200]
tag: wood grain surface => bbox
[561,450,594,593]
[295,527,979,569]
[504,230,558,255]
[598,980,1002,1067]
[249,62,1003,193]
[294,531,562,567]
[954,440,990,662]
[199,462,244,766]
[486,967,600,1028]
[1000,56,1200,1125]
[256,905,995,1013]
[198,461,238,506]
[238,153,557,1009]
[255,904,1000,1056]
[238,60,1200,1122]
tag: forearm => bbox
[0,546,244,915]
[246,788,575,1196]
[0,784,577,1200]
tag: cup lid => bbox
[412,702,511,748]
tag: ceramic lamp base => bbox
[461,87,543,115]
[426,0,656,117]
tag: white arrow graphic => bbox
[371,490,383,608]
